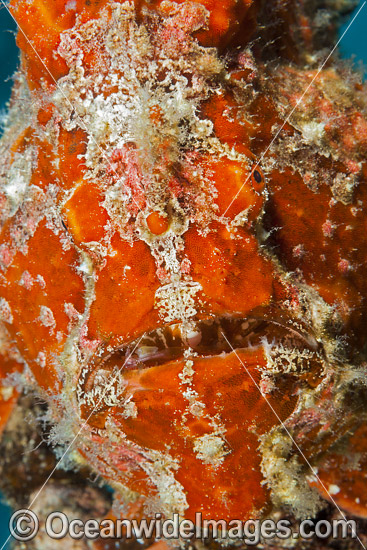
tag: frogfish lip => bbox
[77,312,322,424]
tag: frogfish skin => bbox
[0,0,367,537]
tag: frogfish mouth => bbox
[76,312,324,521]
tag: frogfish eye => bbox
[253,169,262,184]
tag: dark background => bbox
[0,0,366,548]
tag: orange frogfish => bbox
[1,0,367,540]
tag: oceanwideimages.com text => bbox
[9,509,358,544]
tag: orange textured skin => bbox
[1,0,367,528]
[0,221,85,391]
[310,423,367,519]
[265,169,367,350]
[10,0,259,90]
[88,235,161,344]
[114,349,298,521]
[184,224,274,316]
[0,360,19,433]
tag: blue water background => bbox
[0,0,366,547]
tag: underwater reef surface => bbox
[0,0,367,548]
